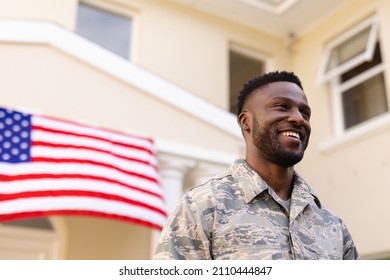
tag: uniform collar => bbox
[230,158,321,209]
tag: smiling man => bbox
[154,71,359,260]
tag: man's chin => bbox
[275,152,304,167]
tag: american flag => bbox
[0,107,167,230]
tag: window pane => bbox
[342,73,388,129]
[76,3,131,59]
[2,218,53,231]
[229,50,264,114]
[341,42,382,82]
[326,25,371,73]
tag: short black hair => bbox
[236,70,304,116]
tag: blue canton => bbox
[0,107,32,163]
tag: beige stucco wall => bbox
[292,0,390,258]
[0,0,77,29]
[62,216,152,259]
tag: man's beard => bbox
[252,117,307,167]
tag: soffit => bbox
[171,0,353,38]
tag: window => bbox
[76,2,132,59]
[2,218,53,230]
[229,47,265,114]
[318,16,388,134]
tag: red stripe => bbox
[32,125,155,155]
[0,210,163,231]
[37,114,155,144]
[0,190,166,216]
[32,141,158,170]
[0,173,162,198]
[31,157,158,183]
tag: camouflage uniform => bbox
[154,158,359,260]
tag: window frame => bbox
[317,16,379,84]
[318,16,390,152]
[76,0,136,61]
[330,62,386,136]
[228,43,268,114]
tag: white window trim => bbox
[317,15,390,153]
[331,63,386,136]
[78,0,138,62]
[321,63,389,153]
[319,112,390,154]
[317,16,379,84]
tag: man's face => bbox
[245,81,311,167]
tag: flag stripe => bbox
[31,130,157,166]
[0,196,166,229]
[32,157,158,183]
[0,210,163,231]
[0,190,166,216]
[32,145,158,178]
[32,141,156,168]
[34,115,155,148]
[0,178,165,210]
[0,162,161,196]
[33,125,154,155]
[0,173,161,198]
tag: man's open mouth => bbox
[280,131,300,140]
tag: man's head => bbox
[237,71,311,167]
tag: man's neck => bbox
[246,156,295,200]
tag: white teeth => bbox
[280,131,300,139]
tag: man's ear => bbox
[238,112,250,132]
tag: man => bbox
[154,71,359,260]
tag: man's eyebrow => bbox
[271,96,308,104]
[271,96,297,101]
[270,96,311,109]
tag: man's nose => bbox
[288,108,305,126]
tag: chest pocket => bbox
[212,213,287,259]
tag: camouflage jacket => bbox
[154,158,359,260]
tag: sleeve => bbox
[341,220,360,260]
[153,193,213,260]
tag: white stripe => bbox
[33,115,155,151]
[0,162,162,196]
[0,179,166,212]
[31,130,157,166]
[31,146,159,179]
[0,196,166,227]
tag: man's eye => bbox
[275,103,288,109]
[301,110,311,119]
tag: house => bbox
[0,0,389,259]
